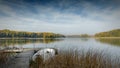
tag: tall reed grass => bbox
[0,52,16,67]
[29,50,120,68]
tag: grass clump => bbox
[29,50,120,68]
[0,52,16,67]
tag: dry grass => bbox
[29,50,120,68]
[0,52,16,67]
[0,52,10,64]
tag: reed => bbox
[0,52,16,67]
[29,50,120,68]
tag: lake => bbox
[0,38,120,58]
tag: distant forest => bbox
[95,29,120,37]
[0,29,65,38]
[0,29,119,38]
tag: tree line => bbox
[95,29,120,37]
[0,29,65,38]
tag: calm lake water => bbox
[0,38,120,58]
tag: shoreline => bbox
[0,38,65,39]
[0,37,120,39]
[94,37,120,39]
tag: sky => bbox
[0,0,120,35]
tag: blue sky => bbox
[0,0,120,35]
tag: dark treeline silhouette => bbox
[95,29,120,37]
[0,29,65,38]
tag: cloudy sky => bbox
[0,0,120,35]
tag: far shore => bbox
[0,37,120,39]
[0,38,65,39]
[94,37,120,39]
[65,37,120,39]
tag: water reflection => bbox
[0,39,63,47]
[80,38,89,41]
[96,38,120,46]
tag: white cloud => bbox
[0,1,120,35]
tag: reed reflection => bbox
[96,38,120,46]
